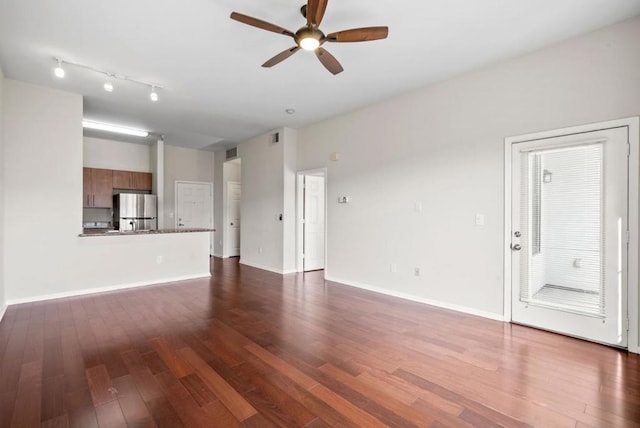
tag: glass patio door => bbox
[510,126,629,347]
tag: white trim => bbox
[239,260,297,275]
[6,273,211,305]
[295,168,328,273]
[627,117,640,354]
[504,116,639,354]
[326,275,505,322]
[0,303,7,322]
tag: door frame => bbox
[174,180,214,255]
[503,117,639,353]
[296,168,328,273]
[225,181,241,258]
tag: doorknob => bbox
[178,223,184,227]
[512,244,522,251]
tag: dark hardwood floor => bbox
[0,257,638,427]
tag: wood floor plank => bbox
[149,336,194,378]
[94,400,127,428]
[85,365,116,406]
[154,369,227,428]
[319,363,428,427]
[0,257,638,426]
[244,343,318,390]
[179,373,217,406]
[111,374,155,426]
[41,374,66,423]
[120,349,165,403]
[178,347,258,421]
[41,413,70,428]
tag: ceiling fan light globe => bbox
[300,37,320,51]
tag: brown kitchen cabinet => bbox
[112,170,152,191]
[83,168,113,208]
[132,171,152,190]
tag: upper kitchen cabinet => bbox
[112,170,152,191]
[83,167,113,208]
[132,171,152,191]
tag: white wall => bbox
[282,128,297,272]
[150,139,165,228]
[0,66,5,320]
[296,17,640,319]
[213,150,226,256]
[3,80,210,302]
[83,136,151,171]
[163,144,214,228]
[238,128,296,273]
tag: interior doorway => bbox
[227,181,241,257]
[175,181,213,254]
[223,158,242,258]
[504,118,639,350]
[297,169,327,272]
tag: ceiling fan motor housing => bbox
[295,27,324,49]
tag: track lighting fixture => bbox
[150,86,158,102]
[54,59,65,78]
[103,75,114,92]
[52,57,162,102]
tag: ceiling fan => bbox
[230,0,389,75]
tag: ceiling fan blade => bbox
[306,0,328,27]
[262,46,301,68]
[315,47,343,75]
[230,12,294,37]
[326,26,389,42]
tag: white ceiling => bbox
[1,0,639,150]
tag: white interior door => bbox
[176,181,212,229]
[510,126,629,347]
[303,175,325,271]
[227,181,241,257]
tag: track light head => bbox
[54,59,65,78]
[150,86,159,102]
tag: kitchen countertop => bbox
[79,228,214,237]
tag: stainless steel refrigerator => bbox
[114,193,158,231]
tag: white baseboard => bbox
[239,260,296,275]
[6,272,212,306]
[325,275,505,322]
[0,303,7,323]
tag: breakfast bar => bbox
[69,228,215,299]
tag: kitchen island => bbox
[13,227,219,304]
[79,228,214,237]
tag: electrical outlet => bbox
[414,267,420,276]
[390,263,397,273]
[156,255,163,265]
[259,247,263,254]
